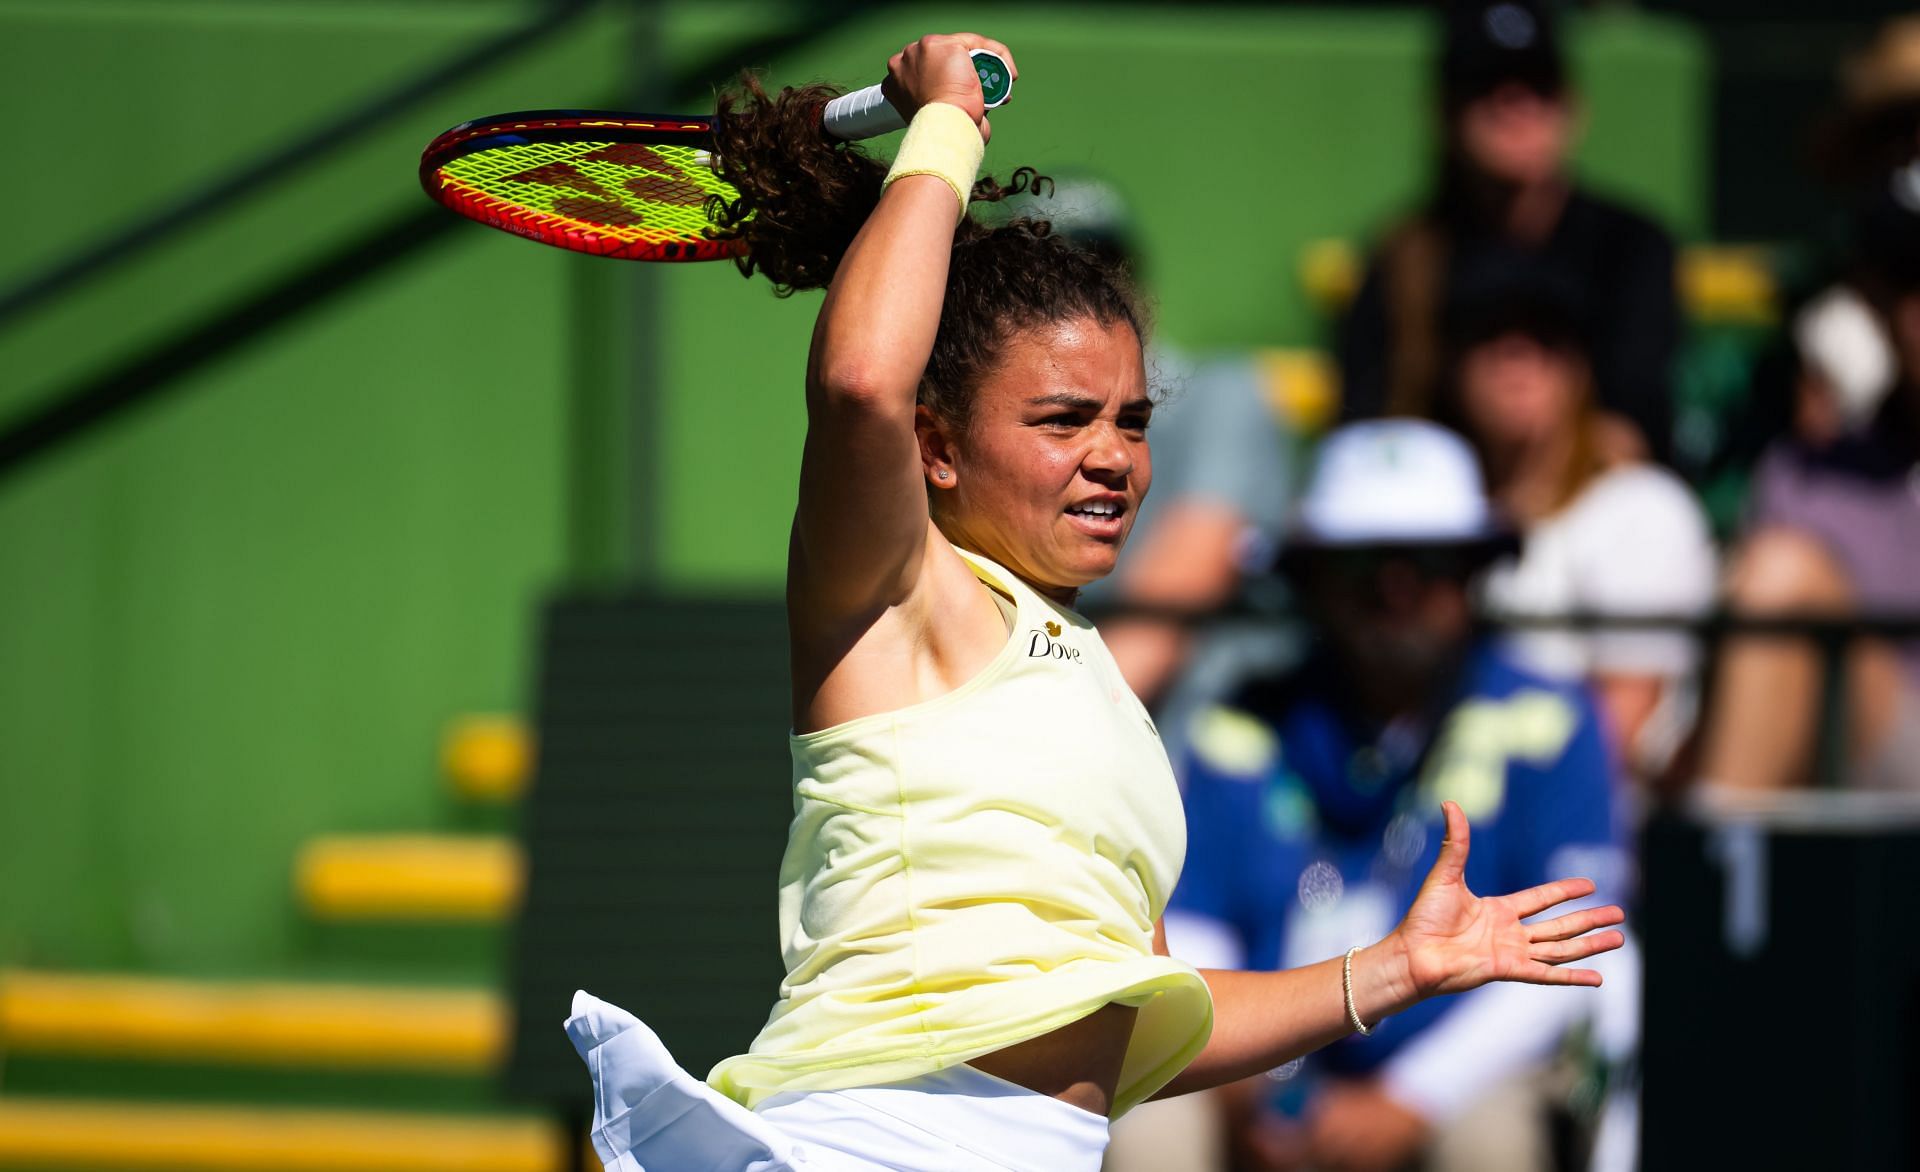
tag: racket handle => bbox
[822,49,1013,142]
[822,84,903,140]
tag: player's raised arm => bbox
[713,35,1013,623]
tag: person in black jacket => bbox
[1339,0,1680,464]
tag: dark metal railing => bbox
[1081,601,1920,790]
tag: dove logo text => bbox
[1027,627,1084,664]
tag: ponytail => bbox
[709,75,884,295]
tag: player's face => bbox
[925,317,1153,601]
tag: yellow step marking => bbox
[443,715,534,802]
[0,1097,563,1172]
[296,835,522,921]
[0,970,504,1071]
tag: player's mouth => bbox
[1064,495,1128,539]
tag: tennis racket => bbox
[419,50,1013,262]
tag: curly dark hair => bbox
[708,74,1147,430]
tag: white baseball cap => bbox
[1291,420,1514,549]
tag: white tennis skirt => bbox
[566,991,1110,1172]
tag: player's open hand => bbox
[1391,800,1625,999]
[881,33,1016,142]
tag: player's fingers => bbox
[975,37,1017,80]
[1431,800,1470,884]
[1525,962,1604,987]
[1508,876,1597,919]
[1526,904,1624,943]
[902,35,949,72]
[937,32,1018,82]
[977,114,992,145]
[1530,930,1624,965]
[1507,959,1605,987]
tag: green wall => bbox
[0,0,640,974]
[0,1,1707,976]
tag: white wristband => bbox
[881,101,984,222]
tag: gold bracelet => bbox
[882,101,984,223]
[1344,944,1375,1036]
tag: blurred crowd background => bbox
[3,1,1918,1169]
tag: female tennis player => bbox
[565,33,1625,1172]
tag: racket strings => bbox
[438,139,741,249]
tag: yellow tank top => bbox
[707,547,1213,1117]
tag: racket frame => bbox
[423,47,1015,262]
[419,109,743,262]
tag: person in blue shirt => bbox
[1168,420,1634,1172]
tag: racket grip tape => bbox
[822,49,1013,142]
[822,84,901,141]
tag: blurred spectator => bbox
[1688,16,1920,538]
[1790,284,1897,451]
[1012,175,1296,752]
[1780,17,1920,452]
[1700,164,1920,792]
[1339,0,1679,464]
[1440,264,1717,780]
[1166,421,1634,1172]
[1815,16,1920,192]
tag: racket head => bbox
[419,110,746,262]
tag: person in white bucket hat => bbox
[1165,420,1638,1172]
[1273,421,1522,705]
[1291,419,1516,550]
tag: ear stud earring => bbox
[936,470,950,480]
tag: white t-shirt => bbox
[1481,464,1717,681]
